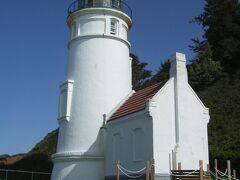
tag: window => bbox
[112,0,121,9]
[110,19,118,35]
[86,0,93,7]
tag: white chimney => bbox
[170,52,188,83]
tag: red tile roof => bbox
[108,82,166,121]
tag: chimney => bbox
[169,52,188,159]
[169,52,188,83]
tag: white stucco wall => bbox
[149,79,176,174]
[105,111,153,177]
[150,79,209,173]
[177,84,209,170]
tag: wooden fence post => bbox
[215,159,218,180]
[146,161,150,180]
[227,160,231,180]
[151,159,155,180]
[116,160,120,180]
[199,160,203,180]
[233,169,236,180]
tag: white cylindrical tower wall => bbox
[51,7,132,180]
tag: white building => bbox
[51,1,210,180]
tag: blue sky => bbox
[0,0,205,155]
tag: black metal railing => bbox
[68,0,132,18]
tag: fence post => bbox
[31,172,34,180]
[116,160,120,180]
[151,159,155,180]
[199,160,203,180]
[146,161,150,180]
[169,153,172,174]
[233,169,236,180]
[178,162,181,170]
[215,159,218,180]
[227,160,231,180]
[6,170,8,180]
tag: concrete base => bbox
[51,157,104,180]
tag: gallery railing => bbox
[68,0,132,18]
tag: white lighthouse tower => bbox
[51,0,132,179]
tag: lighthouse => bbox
[51,0,132,179]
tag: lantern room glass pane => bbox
[112,0,121,9]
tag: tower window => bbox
[110,19,118,35]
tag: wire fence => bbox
[0,169,51,180]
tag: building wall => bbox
[151,80,209,172]
[177,84,209,170]
[149,79,176,174]
[105,111,153,178]
[149,53,209,173]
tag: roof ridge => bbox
[135,81,164,93]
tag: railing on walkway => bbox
[0,169,51,180]
[68,0,132,18]
[171,161,211,180]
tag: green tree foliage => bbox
[188,40,224,90]
[198,76,240,175]
[150,60,170,83]
[143,60,170,88]
[131,53,152,90]
[191,0,240,174]
[193,0,240,73]
[29,129,58,156]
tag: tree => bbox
[131,53,152,90]
[193,0,240,73]
[188,40,224,90]
[144,60,170,87]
